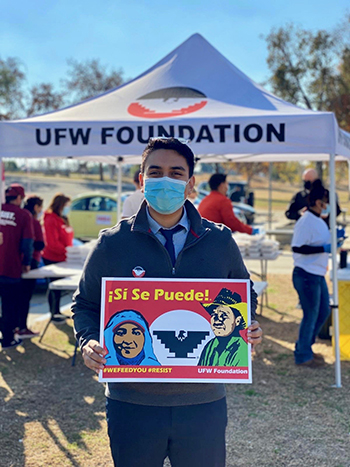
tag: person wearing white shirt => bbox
[122,170,145,218]
[291,180,333,367]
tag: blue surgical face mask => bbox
[144,176,187,215]
[62,205,70,217]
[321,204,330,216]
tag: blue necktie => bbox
[159,225,183,266]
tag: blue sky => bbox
[1,0,349,92]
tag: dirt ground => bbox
[1,274,349,467]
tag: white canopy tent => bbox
[1,33,350,386]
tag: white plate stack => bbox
[66,241,97,265]
[233,234,280,259]
[260,239,280,259]
[246,235,264,259]
[234,238,250,257]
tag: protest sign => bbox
[99,278,251,383]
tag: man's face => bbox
[14,195,24,207]
[218,181,228,196]
[210,305,241,337]
[140,149,195,199]
[316,198,328,214]
[113,323,145,359]
[302,169,318,187]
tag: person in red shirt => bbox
[17,195,45,339]
[0,184,34,349]
[42,193,74,322]
[198,174,257,235]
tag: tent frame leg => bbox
[329,153,341,388]
[116,157,123,222]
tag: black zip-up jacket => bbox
[72,200,257,406]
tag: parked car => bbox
[195,185,256,225]
[70,191,132,240]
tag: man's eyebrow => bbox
[147,165,162,170]
[147,165,186,171]
[170,166,186,171]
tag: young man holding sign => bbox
[72,137,262,467]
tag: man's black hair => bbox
[5,195,17,203]
[309,179,329,206]
[209,173,227,191]
[230,307,246,331]
[24,195,44,215]
[141,137,195,177]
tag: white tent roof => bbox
[1,33,350,161]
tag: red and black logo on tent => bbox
[127,87,207,119]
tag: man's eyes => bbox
[147,171,185,178]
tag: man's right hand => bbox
[82,340,107,374]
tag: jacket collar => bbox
[131,200,207,240]
[308,208,321,217]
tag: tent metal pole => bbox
[330,153,341,388]
[117,157,123,222]
[268,162,272,230]
[26,159,31,193]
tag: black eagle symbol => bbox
[153,330,210,358]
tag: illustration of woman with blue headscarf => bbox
[104,310,160,366]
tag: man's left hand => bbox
[247,319,262,352]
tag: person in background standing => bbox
[0,184,34,349]
[121,170,144,218]
[291,180,337,367]
[42,193,74,323]
[285,168,341,226]
[16,195,45,339]
[198,174,258,235]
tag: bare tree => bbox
[63,58,124,103]
[0,57,26,120]
[62,58,125,180]
[26,83,64,117]
[263,21,350,179]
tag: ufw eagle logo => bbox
[153,330,209,358]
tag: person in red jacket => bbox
[42,193,74,322]
[198,174,258,235]
[17,195,45,339]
